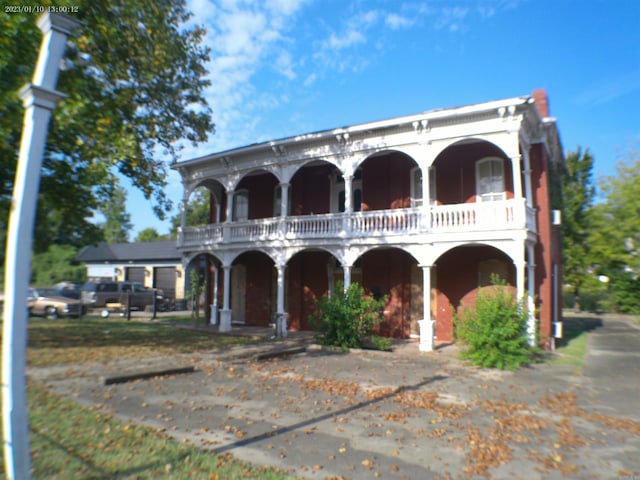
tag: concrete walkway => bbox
[30,314,640,479]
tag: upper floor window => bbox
[233,189,249,221]
[476,157,505,202]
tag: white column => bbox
[210,265,219,325]
[418,265,435,352]
[225,190,234,222]
[526,242,537,346]
[178,195,188,246]
[342,174,352,214]
[342,263,352,291]
[275,263,287,338]
[510,154,523,200]
[521,149,533,208]
[218,265,232,332]
[279,182,290,218]
[422,166,430,207]
[2,13,81,480]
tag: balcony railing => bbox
[178,199,535,248]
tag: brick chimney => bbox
[532,88,550,117]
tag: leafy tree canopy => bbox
[169,188,211,238]
[135,227,166,242]
[560,147,595,309]
[1,0,213,257]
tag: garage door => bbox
[126,267,145,284]
[154,267,176,299]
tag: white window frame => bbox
[475,157,505,202]
[410,166,437,207]
[233,189,249,221]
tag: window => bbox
[476,157,505,202]
[331,174,362,213]
[233,189,249,221]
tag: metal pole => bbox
[1,13,81,480]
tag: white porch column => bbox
[342,263,352,291]
[225,190,234,222]
[418,265,435,352]
[219,264,232,332]
[178,195,188,245]
[421,166,430,208]
[279,182,290,217]
[526,242,537,346]
[343,175,353,214]
[510,154,523,200]
[521,149,534,208]
[275,263,288,338]
[210,265,219,325]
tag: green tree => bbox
[587,149,640,313]
[1,0,213,258]
[31,244,86,286]
[135,228,165,242]
[561,147,595,310]
[169,188,211,238]
[101,183,132,243]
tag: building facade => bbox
[173,90,563,350]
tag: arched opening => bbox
[286,249,339,331]
[357,247,421,338]
[358,151,419,211]
[235,170,280,220]
[231,251,275,326]
[434,244,515,342]
[185,253,220,322]
[289,161,341,216]
[432,140,513,206]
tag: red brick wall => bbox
[361,153,414,211]
[287,251,332,330]
[434,246,515,342]
[236,252,273,326]
[290,165,332,215]
[237,173,278,220]
[361,249,415,338]
[530,143,554,347]
[433,143,514,204]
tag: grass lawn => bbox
[0,317,297,479]
[550,315,602,372]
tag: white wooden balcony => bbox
[178,198,536,249]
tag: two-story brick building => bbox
[173,89,563,351]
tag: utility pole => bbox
[2,13,81,480]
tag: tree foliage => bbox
[560,147,595,310]
[169,188,211,238]
[1,0,213,257]
[31,244,86,286]
[135,228,165,242]
[101,183,132,243]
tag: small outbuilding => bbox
[76,241,184,300]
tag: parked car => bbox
[27,288,83,319]
[81,281,159,311]
[51,281,83,300]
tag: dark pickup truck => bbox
[81,281,157,311]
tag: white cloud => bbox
[385,13,413,30]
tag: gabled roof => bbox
[76,240,181,263]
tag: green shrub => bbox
[456,276,533,370]
[366,334,393,351]
[311,282,386,351]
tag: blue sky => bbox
[127,0,640,237]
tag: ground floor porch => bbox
[185,239,551,350]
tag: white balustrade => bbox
[177,199,535,247]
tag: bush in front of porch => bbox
[311,282,390,352]
[455,276,534,370]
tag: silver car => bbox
[27,288,83,319]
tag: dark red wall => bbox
[236,252,273,326]
[287,251,332,330]
[361,153,414,211]
[237,173,278,220]
[290,165,332,215]
[433,143,514,205]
